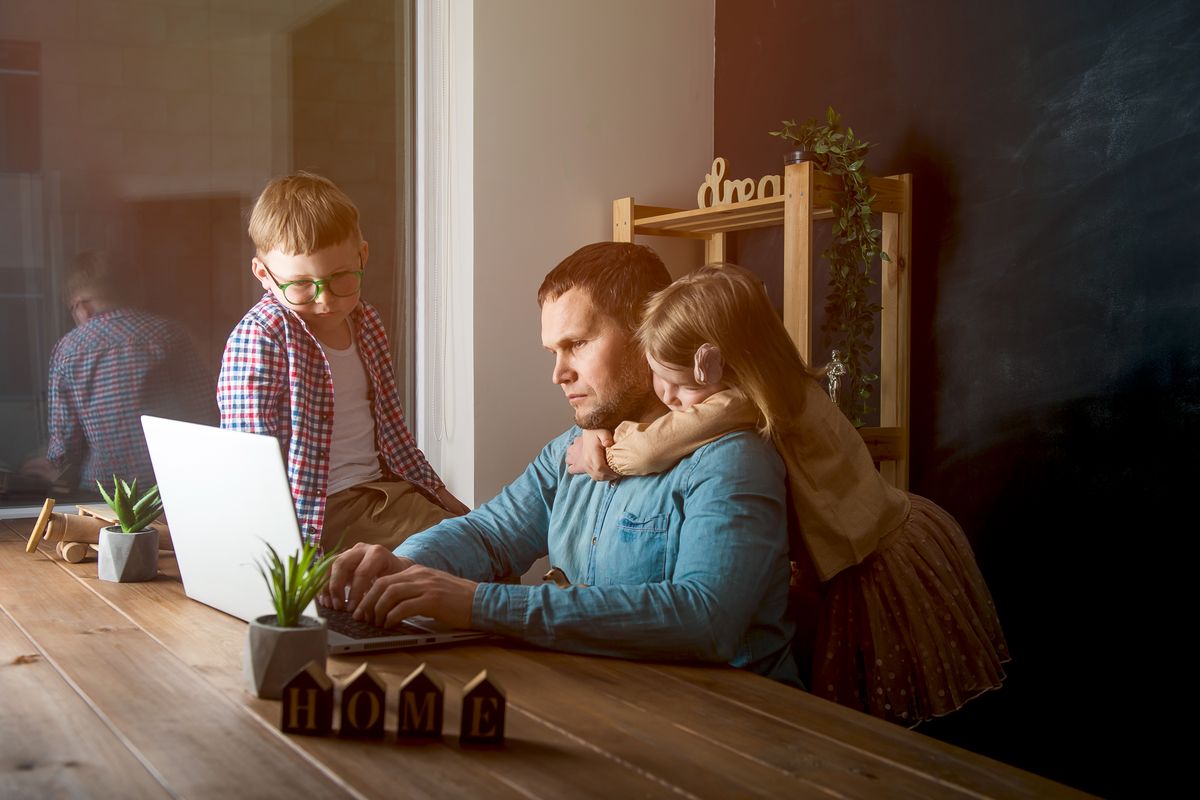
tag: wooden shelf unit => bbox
[613,161,913,489]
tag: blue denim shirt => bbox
[397,426,798,682]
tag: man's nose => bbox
[552,355,574,385]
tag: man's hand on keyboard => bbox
[319,543,413,614]
[319,543,477,630]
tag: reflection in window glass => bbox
[0,2,409,511]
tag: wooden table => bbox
[0,520,1086,799]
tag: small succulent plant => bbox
[256,540,339,628]
[96,476,164,532]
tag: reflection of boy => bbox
[43,252,217,490]
[218,173,467,550]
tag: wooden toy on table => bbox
[25,498,173,563]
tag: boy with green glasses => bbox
[218,173,468,551]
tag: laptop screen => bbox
[141,415,314,622]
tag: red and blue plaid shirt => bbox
[47,308,217,488]
[218,294,444,545]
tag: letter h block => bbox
[396,663,444,740]
[280,660,333,737]
[338,663,387,739]
[459,669,505,746]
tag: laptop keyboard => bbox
[318,606,428,639]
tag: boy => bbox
[218,173,467,550]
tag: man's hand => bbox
[355,564,478,630]
[565,429,618,481]
[319,543,412,613]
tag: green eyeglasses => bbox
[259,257,364,305]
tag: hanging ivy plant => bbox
[770,107,887,426]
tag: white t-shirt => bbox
[319,336,383,495]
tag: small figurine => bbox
[825,350,849,412]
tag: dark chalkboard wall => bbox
[715,0,1199,795]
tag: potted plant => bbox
[770,107,886,426]
[95,476,163,582]
[244,540,338,700]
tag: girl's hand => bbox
[565,429,618,481]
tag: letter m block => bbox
[396,662,444,741]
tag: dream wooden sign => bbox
[280,661,505,745]
[696,157,782,208]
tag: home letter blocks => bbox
[279,662,504,745]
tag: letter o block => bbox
[339,663,386,739]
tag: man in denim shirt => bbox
[323,243,797,682]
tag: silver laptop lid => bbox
[141,415,312,623]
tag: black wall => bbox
[715,1,1199,795]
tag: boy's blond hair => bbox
[636,263,823,441]
[248,172,361,256]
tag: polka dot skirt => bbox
[812,494,1010,727]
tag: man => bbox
[323,242,797,681]
[36,252,217,491]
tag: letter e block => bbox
[280,660,333,737]
[396,663,444,741]
[339,663,386,739]
[459,669,505,746]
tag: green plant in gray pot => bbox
[245,540,339,700]
[96,476,163,582]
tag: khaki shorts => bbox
[322,479,455,552]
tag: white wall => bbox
[469,0,715,504]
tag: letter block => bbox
[459,669,505,746]
[280,660,333,737]
[339,663,386,739]
[396,663,444,741]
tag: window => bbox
[0,1,414,514]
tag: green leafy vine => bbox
[770,107,887,426]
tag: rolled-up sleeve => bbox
[396,436,562,581]
[471,433,790,667]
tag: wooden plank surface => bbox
[879,172,913,490]
[5,526,709,799]
[652,664,1091,800]
[0,526,356,800]
[783,160,815,363]
[1,521,1089,799]
[0,610,171,800]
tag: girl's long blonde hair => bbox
[636,263,821,440]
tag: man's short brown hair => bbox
[248,172,361,256]
[65,251,116,304]
[537,242,671,333]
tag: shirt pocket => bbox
[606,510,672,584]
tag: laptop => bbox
[141,415,488,654]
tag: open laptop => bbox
[141,415,487,654]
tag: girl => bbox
[567,263,1009,726]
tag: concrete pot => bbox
[97,526,159,582]
[245,615,327,700]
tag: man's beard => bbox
[575,356,662,430]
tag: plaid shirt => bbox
[47,308,217,488]
[218,294,444,545]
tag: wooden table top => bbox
[0,519,1087,799]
